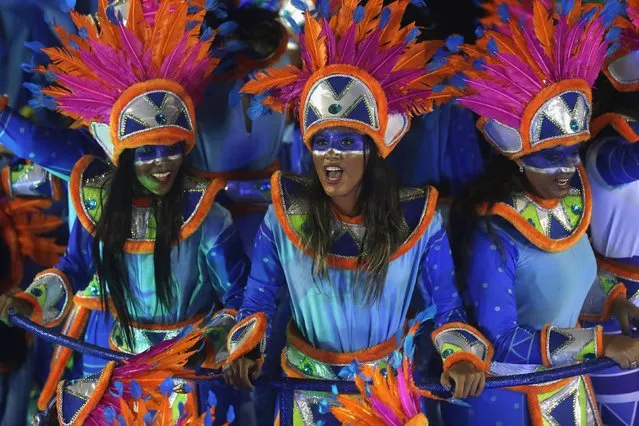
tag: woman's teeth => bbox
[152,171,171,181]
[325,166,343,182]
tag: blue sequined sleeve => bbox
[416,219,467,328]
[593,136,639,187]
[0,106,97,180]
[202,204,250,310]
[237,219,286,323]
[20,219,94,326]
[467,227,545,364]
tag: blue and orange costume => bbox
[218,0,494,424]
[443,1,625,425]
[8,1,250,421]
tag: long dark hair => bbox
[92,149,185,348]
[303,142,407,303]
[448,155,525,296]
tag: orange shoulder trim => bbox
[71,155,225,254]
[597,255,639,282]
[69,155,99,236]
[478,165,591,252]
[591,113,639,142]
[272,171,438,270]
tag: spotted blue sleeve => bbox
[202,204,250,310]
[424,215,493,370]
[237,218,286,325]
[416,215,466,328]
[467,227,545,364]
[0,106,98,180]
[594,136,639,187]
[468,227,603,366]
[21,218,94,326]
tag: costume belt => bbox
[596,254,639,305]
[109,313,205,354]
[281,321,396,381]
[491,361,602,426]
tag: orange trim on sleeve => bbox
[271,171,438,269]
[431,321,494,372]
[38,305,91,411]
[14,291,42,325]
[56,361,116,426]
[595,326,605,358]
[540,324,552,368]
[442,352,489,373]
[478,165,591,252]
[286,320,397,365]
[226,312,268,363]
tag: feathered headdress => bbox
[455,0,619,159]
[36,0,218,165]
[602,0,639,92]
[241,0,458,158]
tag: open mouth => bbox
[554,175,572,189]
[152,171,172,184]
[325,166,344,184]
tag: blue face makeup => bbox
[134,142,185,165]
[312,129,367,155]
[521,145,581,174]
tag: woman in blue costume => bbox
[580,2,639,423]
[0,1,250,422]
[444,2,639,425]
[217,1,494,424]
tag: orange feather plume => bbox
[303,11,328,72]
[533,0,554,62]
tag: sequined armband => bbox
[226,313,268,366]
[1,163,63,200]
[200,309,238,370]
[541,325,604,367]
[431,322,493,372]
[14,269,73,327]
[580,271,627,322]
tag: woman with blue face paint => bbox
[214,1,495,424]
[0,3,252,422]
[445,2,639,425]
